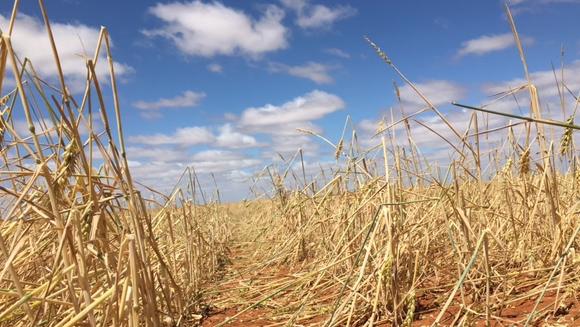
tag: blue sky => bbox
[2,0,580,201]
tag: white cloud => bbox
[479,60,580,136]
[127,123,261,149]
[281,0,307,11]
[129,126,215,146]
[130,150,260,183]
[270,134,319,155]
[367,62,580,166]
[207,63,223,73]
[226,169,252,183]
[269,61,335,84]
[11,115,101,139]
[356,107,523,166]
[483,60,580,100]
[216,124,261,149]
[0,14,132,92]
[399,80,466,107]
[297,5,356,29]
[12,119,56,138]
[358,119,381,135]
[510,0,580,6]
[234,90,344,157]
[191,150,261,175]
[239,90,344,132]
[133,90,206,118]
[191,149,242,161]
[190,150,262,172]
[224,112,238,121]
[127,160,142,168]
[235,91,344,158]
[457,33,534,57]
[145,1,288,57]
[126,146,189,162]
[130,152,261,201]
[282,0,356,30]
[325,48,350,59]
[129,161,187,188]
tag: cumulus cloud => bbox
[0,14,132,92]
[128,161,188,190]
[270,134,319,155]
[509,0,580,7]
[398,80,466,107]
[133,90,206,118]
[128,123,261,149]
[325,48,350,58]
[356,107,523,167]
[190,149,261,173]
[239,90,345,132]
[12,119,56,138]
[129,126,215,146]
[269,61,335,84]
[165,90,342,158]
[280,0,307,11]
[357,119,382,136]
[144,1,288,57]
[457,33,534,57]
[129,149,261,189]
[207,63,223,73]
[216,124,261,149]
[281,0,356,30]
[11,115,102,139]
[365,63,580,167]
[236,90,344,157]
[127,90,348,198]
[478,60,580,137]
[126,146,189,162]
[484,60,580,99]
[125,145,262,200]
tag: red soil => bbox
[200,244,580,326]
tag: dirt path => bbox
[200,241,580,327]
[200,241,302,326]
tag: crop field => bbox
[0,1,579,326]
